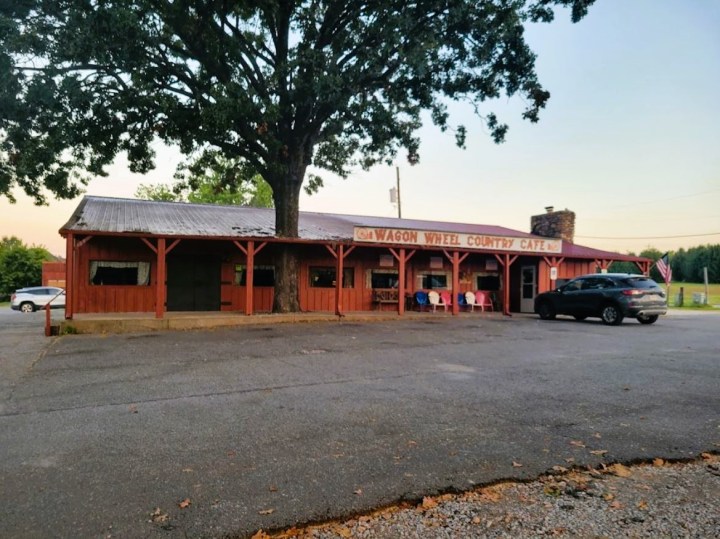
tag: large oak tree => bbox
[1,0,594,312]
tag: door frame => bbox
[519,264,537,313]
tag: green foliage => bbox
[2,0,593,214]
[0,236,53,299]
[135,153,274,207]
[134,184,182,202]
[610,245,720,284]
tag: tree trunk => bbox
[271,165,304,313]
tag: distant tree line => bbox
[0,237,53,300]
[609,245,720,284]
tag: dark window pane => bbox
[371,272,399,288]
[92,266,139,285]
[477,275,501,291]
[421,274,447,289]
[310,267,354,288]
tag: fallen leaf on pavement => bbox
[128,405,138,414]
[269,485,278,492]
[590,450,608,456]
[258,508,275,515]
[637,500,649,510]
[608,463,632,477]
[701,453,714,461]
[149,508,168,523]
[570,440,586,448]
[609,501,623,510]
[653,458,665,467]
[512,461,523,468]
[251,531,270,539]
[552,466,568,473]
[178,498,191,509]
[421,497,438,510]
[353,489,363,495]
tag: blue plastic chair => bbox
[414,291,430,311]
[457,293,468,309]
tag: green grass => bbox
[0,301,9,309]
[665,282,720,309]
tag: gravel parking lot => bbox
[1,309,718,538]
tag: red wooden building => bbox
[59,197,649,319]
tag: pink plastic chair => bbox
[439,291,452,311]
[475,290,494,312]
[428,290,449,312]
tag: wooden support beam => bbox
[155,238,166,319]
[233,240,248,255]
[451,251,460,316]
[166,239,181,254]
[398,248,406,316]
[245,240,255,315]
[141,237,157,254]
[65,233,74,320]
[76,235,93,248]
[325,243,338,259]
[335,244,344,316]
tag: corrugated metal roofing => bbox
[60,196,642,261]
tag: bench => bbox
[372,289,399,309]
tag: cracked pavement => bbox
[1,309,718,538]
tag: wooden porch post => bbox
[443,250,469,316]
[389,248,415,316]
[65,233,74,320]
[335,244,344,316]
[246,240,255,316]
[233,240,267,316]
[398,248,406,316]
[495,253,518,316]
[155,238,166,319]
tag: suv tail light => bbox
[621,289,643,296]
[10,293,16,302]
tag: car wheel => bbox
[20,302,36,313]
[537,301,556,320]
[601,304,624,326]
[637,314,659,325]
[573,315,587,321]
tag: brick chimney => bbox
[531,207,576,243]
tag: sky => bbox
[1,0,718,258]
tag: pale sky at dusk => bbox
[1,0,718,257]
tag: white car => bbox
[10,286,66,313]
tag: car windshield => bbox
[624,277,659,289]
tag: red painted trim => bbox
[76,235,93,248]
[452,251,460,316]
[65,233,74,319]
[141,237,157,254]
[325,244,338,259]
[233,240,248,255]
[335,244,344,316]
[246,241,255,315]
[398,248,406,316]
[155,238,166,319]
[166,239,181,254]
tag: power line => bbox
[576,232,720,240]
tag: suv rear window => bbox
[624,277,659,288]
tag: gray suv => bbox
[534,273,667,326]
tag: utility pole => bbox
[389,166,402,218]
[395,166,402,219]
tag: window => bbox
[90,261,150,285]
[309,267,354,288]
[235,265,275,286]
[563,279,582,292]
[476,275,501,291]
[419,273,448,289]
[371,271,399,289]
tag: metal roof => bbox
[60,196,643,261]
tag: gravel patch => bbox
[257,455,720,538]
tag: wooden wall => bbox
[42,261,66,288]
[72,236,598,314]
[75,237,155,313]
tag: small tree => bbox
[0,237,53,299]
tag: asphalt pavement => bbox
[0,309,718,538]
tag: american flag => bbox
[656,252,672,284]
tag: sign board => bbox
[353,227,562,255]
[550,266,558,281]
